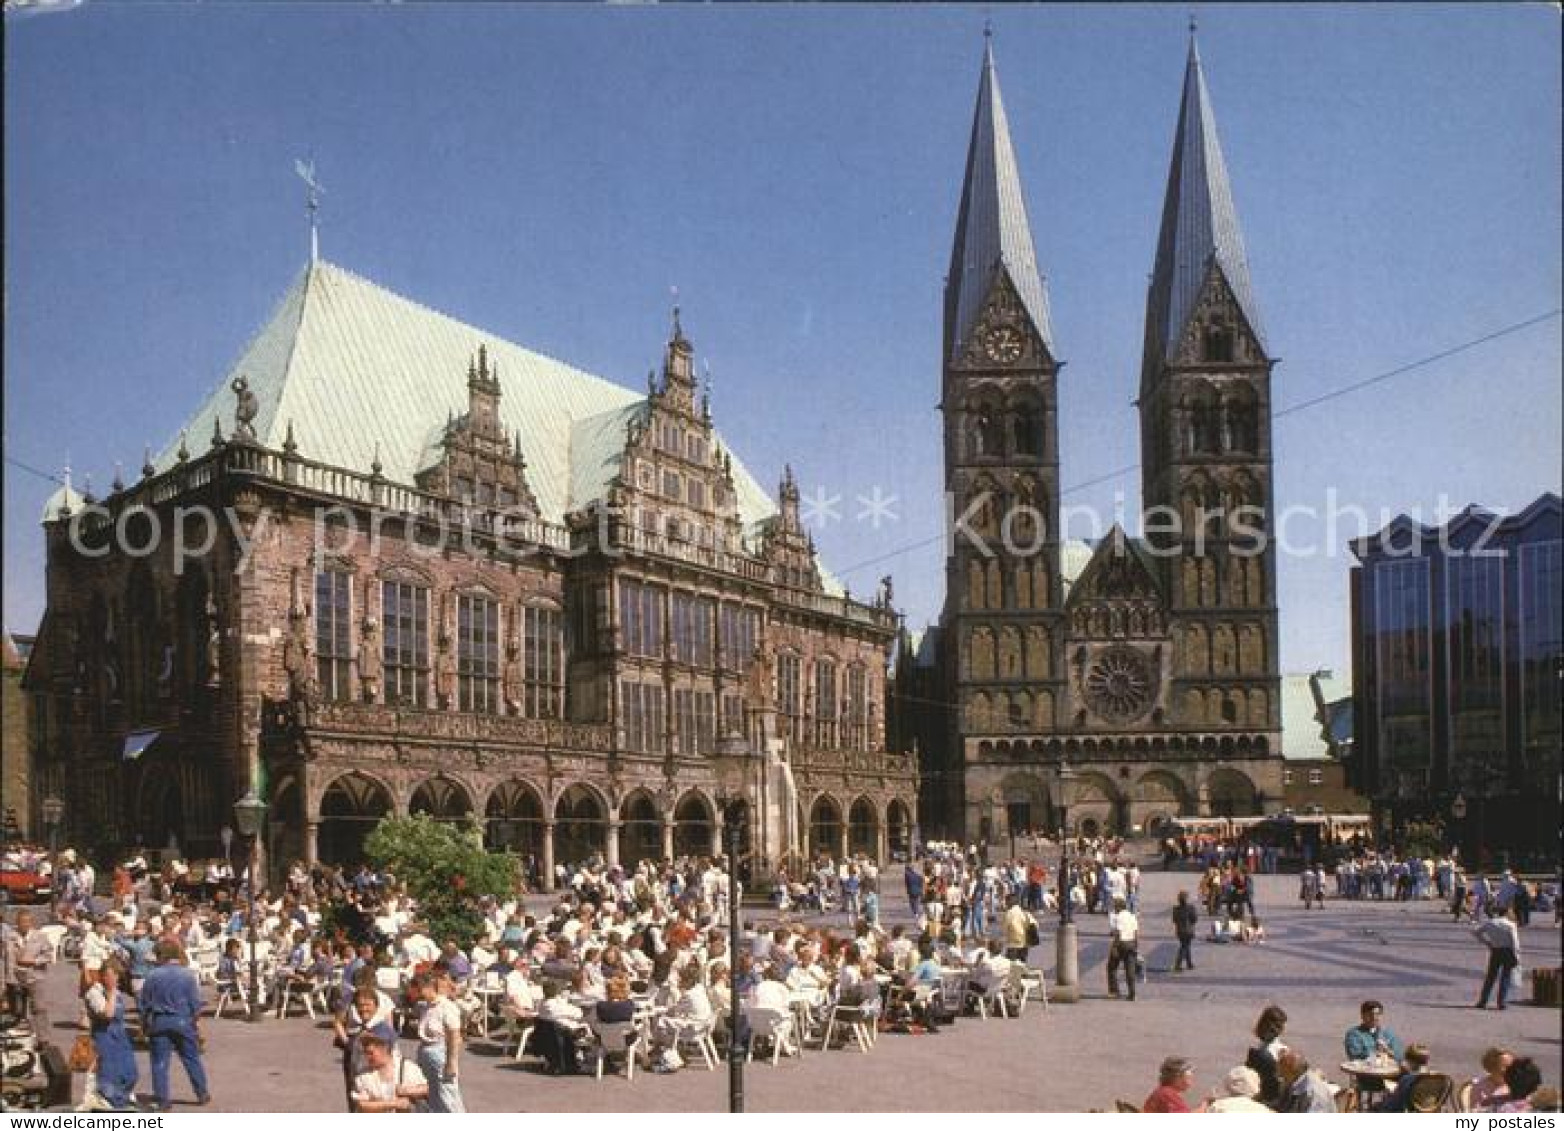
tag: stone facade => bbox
[26,315,914,884]
[2,635,32,841]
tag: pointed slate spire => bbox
[945,35,1054,361]
[1143,36,1264,375]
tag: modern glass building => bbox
[1350,494,1561,866]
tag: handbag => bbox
[68,1033,98,1073]
[1024,918,1041,948]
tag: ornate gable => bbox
[414,345,539,515]
[758,466,823,592]
[1171,261,1264,369]
[1065,527,1168,639]
[951,266,1054,373]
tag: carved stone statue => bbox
[502,635,523,716]
[436,641,457,710]
[359,615,381,702]
[231,375,259,440]
[282,608,316,704]
[203,595,222,687]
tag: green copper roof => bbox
[154,260,781,543]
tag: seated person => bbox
[1380,1044,1434,1112]
[749,966,792,1012]
[1495,1059,1544,1114]
[1277,1050,1335,1114]
[1144,1056,1204,1113]
[1343,999,1404,1063]
[1207,1066,1271,1114]
[1471,1047,1515,1110]
[1240,917,1266,944]
[594,975,639,1023]
[654,965,714,1050]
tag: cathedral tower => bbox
[940,37,1065,841]
[1138,36,1282,749]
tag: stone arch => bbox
[848,796,878,857]
[809,794,844,859]
[1031,559,1049,608]
[1134,770,1191,813]
[1200,558,1218,606]
[1182,688,1206,724]
[1033,688,1055,730]
[136,765,184,854]
[619,789,663,866]
[1183,380,1221,454]
[967,690,994,732]
[1069,771,1124,836]
[1223,383,1259,452]
[970,627,995,680]
[1239,624,1264,674]
[969,391,1006,459]
[987,560,1004,608]
[1211,624,1236,674]
[1180,469,1216,531]
[1183,623,1209,675]
[997,626,1022,678]
[409,775,475,821]
[1206,688,1226,723]
[886,799,914,858]
[1009,392,1045,458]
[318,771,395,866]
[1248,688,1269,727]
[1024,625,1050,678]
[674,790,716,859]
[1206,767,1260,816]
[1245,557,1265,606]
[484,778,545,857]
[1007,689,1031,730]
[554,783,609,866]
[967,559,986,610]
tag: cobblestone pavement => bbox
[22,872,1563,1112]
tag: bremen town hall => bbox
[896,35,1285,845]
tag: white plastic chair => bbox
[822,998,877,1052]
[588,1016,645,1081]
[671,1014,720,1070]
[743,1005,797,1065]
[1010,964,1049,1015]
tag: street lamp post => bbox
[721,799,747,1114]
[1053,763,1079,1003]
[41,796,65,857]
[232,791,269,1024]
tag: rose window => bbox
[1083,646,1155,723]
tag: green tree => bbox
[363,814,516,948]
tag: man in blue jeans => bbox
[137,940,211,1111]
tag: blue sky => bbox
[5,4,1560,677]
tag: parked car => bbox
[0,860,53,905]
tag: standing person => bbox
[137,940,210,1111]
[1001,895,1034,962]
[1474,907,1521,1010]
[1246,1005,1289,1108]
[82,960,139,1111]
[413,972,466,1112]
[1106,897,1140,1002]
[1171,891,1199,972]
[2,911,53,1017]
[350,1027,429,1114]
[904,861,925,922]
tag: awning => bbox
[123,730,161,761]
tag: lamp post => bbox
[720,798,747,1114]
[232,790,268,1024]
[41,796,65,858]
[1054,762,1079,1003]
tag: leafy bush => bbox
[363,815,517,948]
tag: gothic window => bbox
[718,603,759,669]
[1220,694,1238,725]
[1227,691,1245,725]
[815,660,838,748]
[973,404,1005,458]
[845,664,869,752]
[1237,624,1262,675]
[967,691,993,732]
[1034,689,1055,729]
[987,560,1004,609]
[618,579,665,659]
[124,566,160,715]
[673,689,714,755]
[620,680,665,754]
[1207,688,1226,722]
[1014,566,1032,609]
[314,569,353,702]
[1184,688,1206,724]
[1246,557,1265,606]
[1031,560,1049,609]
[1184,382,1221,453]
[1184,624,1209,675]
[777,652,804,748]
[457,594,500,713]
[1248,688,1268,727]
[1203,319,1235,363]
[671,593,715,667]
[1200,559,1218,607]
[521,605,564,719]
[382,580,430,707]
[1224,385,1259,452]
[1011,402,1043,457]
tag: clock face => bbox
[981,325,1024,364]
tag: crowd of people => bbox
[1,832,1556,1114]
[1138,1001,1558,1114]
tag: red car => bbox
[0,859,53,904]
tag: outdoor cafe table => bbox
[1341,1059,1402,1109]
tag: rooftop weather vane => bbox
[294,158,325,263]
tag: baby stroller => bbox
[1,1012,66,1110]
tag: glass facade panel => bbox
[778,652,804,748]
[1446,554,1505,759]
[1373,558,1431,778]
[522,605,564,719]
[1520,541,1563,761]
[618,579,665,659]
[815,661,837,748]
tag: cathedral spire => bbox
[945,35,1054,361]
[1143,36,1264,378]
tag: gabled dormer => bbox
[415,345,539,514]
[759,466,823,592]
